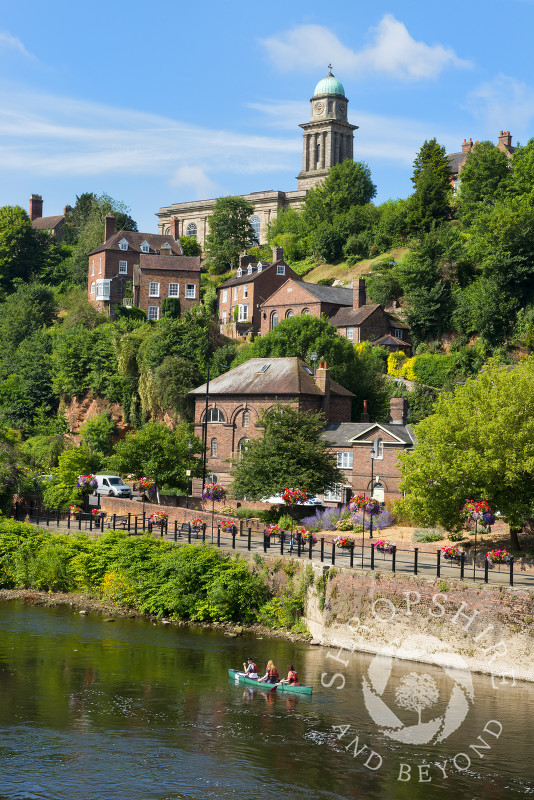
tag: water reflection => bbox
[0,601,532,799]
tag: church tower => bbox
[297,67,358,191]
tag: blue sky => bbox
[2,0,534,232]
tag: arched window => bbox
[286,310,294,319]
[186,222,197,240]
[242,410,250,427]
[207,408,225,423]
[238,437,250,457]
[271,312,279,330]
[250,215,261,244]
[301,308,310,315]
[210,438,218,457]
[164,226,171,235]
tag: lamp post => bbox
[369,437,380,539]
[201,363,210,493]
[186,440,192,509]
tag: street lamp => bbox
[186,439,192,508]
[369,436,380,539]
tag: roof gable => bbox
[348,422,410,444]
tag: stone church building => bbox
[156,67,357,246]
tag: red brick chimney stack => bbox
[315,361,331,418]
[462,138,474,153]
[360,399,370,423]
[29,194,43,221]
[272,245,284,263]
[104,215,115,242]
[390,397,408,425]
[498,130,512,148]
[170,217,180,240]
[353,278,367,309]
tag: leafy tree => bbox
[231,405,342,499]
[0,283,56,354]
[302,160,377,227]
[366,271,403,307]
[233,315,391,421]
[43,445,101,509]
[204,196,255,274]
[80,413,116,457]
[0,207,48,295]
[161,297,181,319]
[107,421,202,491]
[453,278,518,346]
[408,139,452,232]
[179,235,201,256]
[457,141,511,218]
[399,358,534,550]
[22,434,71,472]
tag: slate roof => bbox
[218,260,287,289]
[328,304,380,326]
[371,334,412,348]
[89,230,183,257]
[189,357,354,397]
[447,152,465,175]
[291,281,354,306]
[31,215,64,230]
[323,422,415,446]
[138,254,200,272]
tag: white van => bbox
[94,475,132,499]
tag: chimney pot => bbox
[29,193,43,221]
[360,399,370,423]
[104,214,115,242]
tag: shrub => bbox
[412,528,444,543]
[276,513,294,531]
[448,531,465,542]
[335,518,354,531]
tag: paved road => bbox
[21,515,533,590]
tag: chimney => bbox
[462,138,473,153]
[239,254,255,268]
[315,361,331,418]
[353,278,367,309]
[360,399,370,423]
[170,217,180,240]
[29,194,43,221]
[104,215,115,242]
[272,244,283,263]
[498,130,512,149]
[389,397,408,425]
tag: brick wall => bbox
[137,267,200,319]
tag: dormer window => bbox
[277,265,285,275]
[247,265,253,274]
[140,240,150,253]
[119,238,129,251]
[257,264,262,273]
[161,242,172,253]
[236,268,243,277]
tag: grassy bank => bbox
[0,518,312,632]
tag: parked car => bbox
[94,475,132,499]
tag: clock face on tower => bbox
[314,101,324,114]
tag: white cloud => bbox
[261,17,471,81]
[467,74,534,135]
[170,165,219,198]
[0,31,36,60]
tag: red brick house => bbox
[189,357,353,492]
[88,216,200,319]
[217,246,299,338]
[260,278,412,353]
[323,398,414,504]
[29,194,65,242]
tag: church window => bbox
[286,310,294,319]
[210,438,218,457]
[316,142,320,165]
[186,222,197,240]
[301,308,310,315]
[237,437,250,458]
[242,410,250,427]
[250,215,261,244]
[271,312,278,329]
[207,408,225,423]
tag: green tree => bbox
[231,405,342,499]
[80,413,116,457]
[302,160,377,227]
[204,196,255,274]
[0,207,48,294]
[179,235,202,256]
[43,445,101,509]
[161,297,181,319]
[399,358,534,551]
[107,421,202,491]
[408,139,452,232]
[457,141,511,219]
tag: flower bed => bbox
[334,535,355,549]
[373,539,394,554]
[441,545,462,561]
[485,548,512,564]
[281,488,308,506]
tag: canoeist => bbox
[278,664,299,685]
[258,660,280,684]
[243,657,258,678]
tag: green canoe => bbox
[229,669,313,695]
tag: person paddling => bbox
[278,664,299,685]
[243,657,258,679]
[258,660,279,684]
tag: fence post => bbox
[280,532,284,555]
[510,557,514,587]
[297,533,301,557]
[414,547,418,575]
[134,516,138,535]
[67,511,71,530]
[217,525,221,547]
[308,537,313,560]
[202,523,206,543]
[232,528,236,549]
[331,542,335,566]
[436,549,440,578]
[188,524,192,544]
[36,505,40,526]
[89,514,93,532]
[160,520,164,538]
[263,532,268,553]
[392,546,396,573]
[127,513,131,532]
[484,557,489,584]
[370,544,375,570]
[112,513,116,530]
[350,543,354,568]
[320,538,324,563]
[247,527,252,551]
[78,513,81,531]
[142,512,146,531]
[56,509,61,528]
[460,552,465,580]
[174,520,177,542]
[46,507,50,527]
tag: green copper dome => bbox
[313,67,345,97]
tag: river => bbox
[0,600,533,799]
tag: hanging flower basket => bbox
[349,493,369,512]
[76,474,97,492]
[202,483,226,502]
[365,499,381,517]
[459,500,495,528]
[69,505,82,518]
[299,529,317,545]
[281,488,308,506]
[91,509,106,517]
[334,535,355,549]
[138,477,155,492]
[441,545,462,561]
[373,539,394,554]
[220,519,235,533]
[191,517,204,530]
[265,524,281,536]
[485,549,511,564]
[150,511,168,524]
